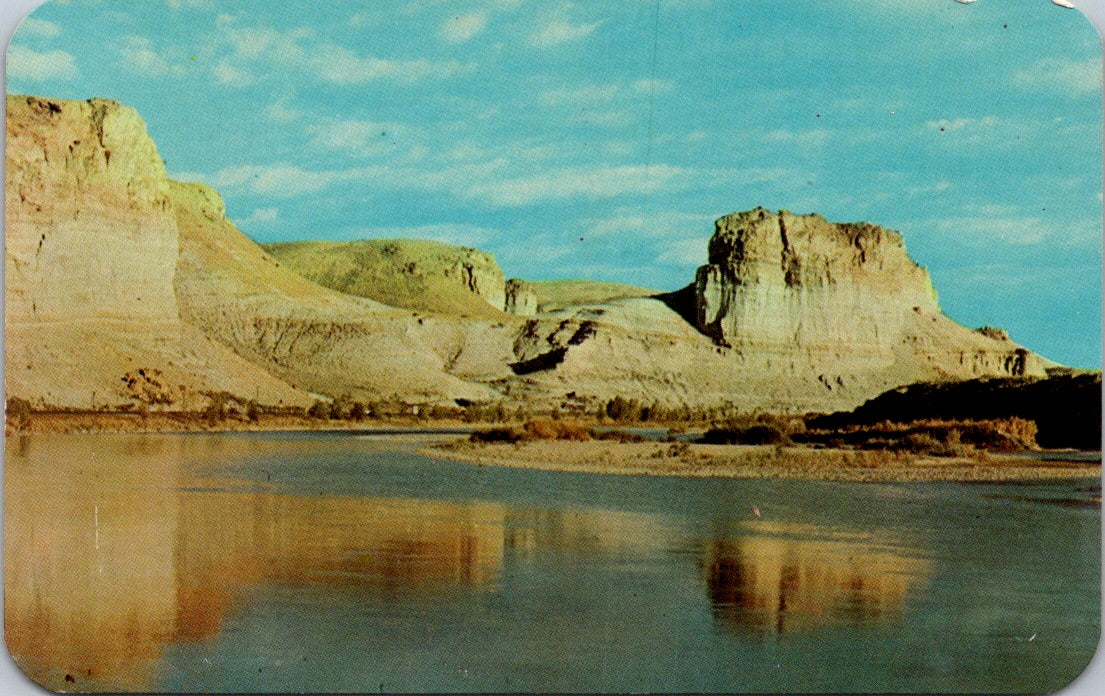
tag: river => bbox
[3,432,1099,692]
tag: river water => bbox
[3,432,1100,692]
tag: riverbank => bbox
[425,439,1102,483]
[3,410,465,435]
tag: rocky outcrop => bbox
[5,95,1061,415]
[5,96,179,326]
[5,95,308,409]
[692,208,1047,384]
[696,208,939,350]
[504,278,537,316]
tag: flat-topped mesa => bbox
[693,207,1046,379]
[696,208,939,350]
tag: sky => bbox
[4,0,1103,368]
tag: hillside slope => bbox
[264,239,511,319]
[5,94,1057,414]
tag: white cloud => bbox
[906,180,952,196]
[308,120,415,157]
[586,209,712,240]
[759,128,832,147]
[930,215,1051,246]
[925,116,999,132]
[440,11,488,43]
[213,61,253,86]
[166,0,215,8]
[17,17,61,38]
[1013,57,1102,96]
[214,15,309,61]
[212,17,468,85]
[349,11,381,28]
[264,98,301,123]
[467,164,686,206]
[529,18,604,48]
[632,78,672,94]
[234,207,279,227]
[198,163,368,197]
[658,237,710,266]
[311,45,469,84]
[573,110,633,127]
[7,44,78,81]
[120,36,186,77]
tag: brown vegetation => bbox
[799,417,1039,455]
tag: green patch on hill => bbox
[263,238,510,318]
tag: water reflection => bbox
[4,436,504,691]
[6,434,935,692]
[703,521,928,635]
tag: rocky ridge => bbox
[4,95,1055,414]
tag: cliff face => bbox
[696,208,939,350]
[5,97,179,326]
[4,95,1057,414]
[504,278,538,316]
[5,96,308,408]
[693,208,1045,384]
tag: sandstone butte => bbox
[4,95,1055,415]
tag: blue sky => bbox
[6,0,1103,368]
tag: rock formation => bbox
[5,96,308,409]
[504,278,538,316]
[4,95,1060,415]
[693,207,1047,382]
[696,208,939,349]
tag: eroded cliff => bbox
[4,95,1057,414]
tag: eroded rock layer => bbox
[693,207,1047,384]
[5,95,1057,414]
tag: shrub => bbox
[894,432,948,455]
[6,397,32,429]
[605,396,643,423]
[592,429,648,443]
[307,401,330,420]
[470,427,524,443]
[667,441,691,458]
[428,405,451,420]
[701,423,792,446]
[350,402,367,421]
[523,418,592,441]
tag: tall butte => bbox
[692,207,1048,388]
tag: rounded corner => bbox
[1044,621,1105,695]
[0,635,60,695]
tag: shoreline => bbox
[424,439,1103,484]
[6,414,1100,485]
[3,411,484,436]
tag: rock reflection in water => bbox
[4,436,504,692]
[704,521,928,635]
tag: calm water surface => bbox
[4,432,1100,692]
